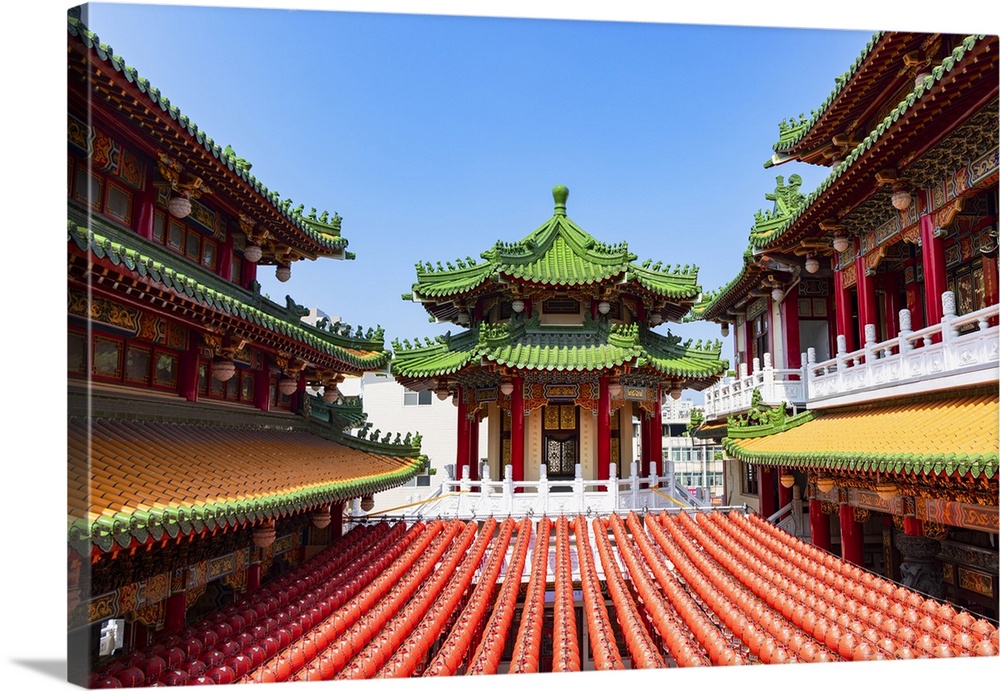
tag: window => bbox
[104,182,133,224]
[404,389,433,406]
[742,461,759,495]
[125,345,152,384]
[152,210,224,274]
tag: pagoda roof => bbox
[67,15,352,263]
[68,215,391,376]
[722,390,999,479]
[750,34,996,252]
[68,416,425,556]
[391,316,727,389]
[408,186,702,324]
[767,32,926,166]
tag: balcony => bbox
[349,462,731,522]
[805,293,999,409]
[702,352,807,422]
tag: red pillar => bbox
[179,337,201,402]
[292,371,307,413]
[254,368,271,412]
[904,516,924,537]
[781,284,801,370]
[639,415,650,473]
[840,504,865,566]
[468,411,480,482]
[243,259,258,291]
[456,386,470,481]
[855,252,878,339]
[651,386,663,471]
[597,375,611,483]
[246,565,261,595]
[920,207,948,327]
[164,592,186,634]
[882,272,901,340]
[833,269,856,353]
[217,231,233,282]
[809,499,832,552]
[757,466,777,518]
[330,501,344,540]
[511,377,525,486]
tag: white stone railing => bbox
[375,461,719,520]
[703,352,807,421]
[805,293,999,408]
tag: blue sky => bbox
[79,2,876,363]
[5,2,998,690]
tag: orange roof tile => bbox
[724,393,999,477]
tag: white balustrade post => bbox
[538,464,548,515]
[574,463,585,514]
[649,461,659,509]
[762,352,774,401]
[630,461,639,508]
[482,463,492,497]
[863,324,877,387]
[504,464,514,516]
[457,465,470,516]
[836,335,847,391]
[941,291,958,369]
[898,309,913,351]
[609,462,619,510]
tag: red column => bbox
[468,411,480,482]
[904,516,924,537]
[639,415,650,473]
[781,284,801,370]
[855,252,878,339]
[254,368,271,412]
[292,371,307,413]
[743,317,755,368]
[330,501,344,540]
[217,231,233,282]
[920,208,947,327]
[179,337,201,402]
[597,376,611,483]
[246,565,261,595]
[164,592,186,633]
[903,258,926,331]
[757,466,776,518]
[651,386,663,471]
[810,499,831,552]
[511,377,525,486]
[840,504,865,566]
[834,269,856,352]
[882,272,901,340]
[135,167,157,240]
[243,259,258,291]
[456,386,470,481]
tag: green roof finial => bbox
[552,185,569,216]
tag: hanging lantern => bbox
[608,380,622,397]
[322,385,340,404]
[278,377,298,396]
[598,301,611,315]
[720,322,730,337]
[891,182,912,212]
[275,264,291,282]
[435,384,451,400]
[311,507,332,530]
[167,194,192,219]
[253,521,276,548]
[815,477,836,493]
[243,244,263,263]
[212,359,237,382]
[360,495,375,512]
[805,255,820,274]
[771,286,784,302]
[832,234,850,253]
[511,299,524,313]
[669,386,683,400]
[499,381,514,396]
[649,313,663,326]
[780,472,796,489]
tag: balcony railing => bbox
[805,292,998,408]
[702,292,998,419]
[353,461,728,521]
[703,352,806,421]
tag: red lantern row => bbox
[507,517,553,674]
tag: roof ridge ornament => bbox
[553,185,569,216]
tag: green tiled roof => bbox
[68,15,350,256]
[410,186,701,302]
[770,32,884,155]
[751,35,990,250]
[391,317,727,383]
[687,247,758,323]
[69,218,391,372]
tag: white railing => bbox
[806,293,999,407]
[384,461,719,520]
[703,352,807,421]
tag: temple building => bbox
[692,31,998,619]
[67,13,426,685]
[391,185,728,487]
[69,11,999,688]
